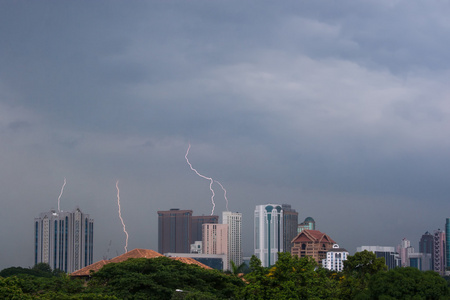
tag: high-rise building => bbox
[34,208,94,273]
[254,204,284,267]
[396,238,414,267]
[419,231,434,255]
[158,209,192,254]
[291,229,335,266]
[409,252,432,271]
[202,224,228,256]
[433,229,446,275]
[356,246,401,270]
[191,215,219,244]
[281,204,298,254]
[446,219,450,268]
[298,217,315,233]
[322,244,348,272]
[222,211,243,269]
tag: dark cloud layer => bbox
[1,1,450,270]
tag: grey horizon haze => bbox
[1,1,450,270]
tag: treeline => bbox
[1,251,449,299]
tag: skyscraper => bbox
[202,224,228,256]
[397,238,414,267]
[298,217,315,233]
[446,219,450,268]
[34,207,94,273]
[222,211,243,269]
[191,215,219,244]
[281,204,298,254]
[158,209,192,254]
[419,231,434,254]
[254,204,283,267]
[433,229,446,275]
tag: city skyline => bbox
[2,1,450,270]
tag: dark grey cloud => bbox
[1,1,450,270]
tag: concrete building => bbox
[446,219,450,268]
[291,229,335,266]
[419,231,434,255]
[158,209,192,254]
[356,246,401,270]
[409,252,432,271]
[396,238,414,267]
[254,204,284,267]
[322,244,348,272]
[297,217,315,233]
[202,224,228,257]
[34,208,94,273]
[433,229,446,275]
[191,215,219,244]
[222,211,243,269]
[282,204,298,254]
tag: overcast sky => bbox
[1,1,450,270]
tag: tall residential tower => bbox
[222,211,243,269]
[34,208,94,273]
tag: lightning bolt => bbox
[57,178,66,212]
[116,180,129,253]
[215,180,229,212]
[185,144,216,215]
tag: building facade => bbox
[202,223,228,256]
[34,208,94,273]
[409,252,432,271]
[254,204,284,267]
[297,217,316,233]
[356,246,401,270]
[282,204,298,254]
[322,244,348,272]
[222,211,243,269]
[433,229,446,275]
[291,229,335,266]
[419,231,434,255]
[396,238,414,267]
[158,209,192,254]
[191,215,219,244]
[446,219,450,268]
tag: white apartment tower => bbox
[254,204,284,267]
[222,211,243,270]
[322,244,349,272]
[34,207,94,273]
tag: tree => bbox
[0,276,33,299]
[239,252,340,299]
[87,257,244,299]
[368,267,449,299]
[340,250,388,299]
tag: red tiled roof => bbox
[169,257,212,270]
[291,229,336,244]
[70,260,109,277]
[108,248,163,263]
[70,248,211,277]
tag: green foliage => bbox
[32,263,53,274]
[368,267,449,299]
[340,250,388,299]
[240,252,340,299]
[0,276,33,299]
[1,252,449,299]
[0,266,53,278]
[87,256,244,299]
